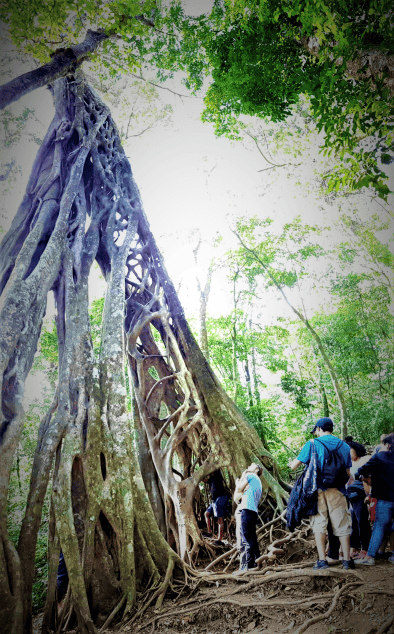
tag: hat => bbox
[310,417,334,434]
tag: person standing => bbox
[289,417,354,570]
[233,463,263,574]
[354,432,394,565]
[203,470,230,545]
[346,441,372,559]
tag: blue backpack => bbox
[315,438,348,489]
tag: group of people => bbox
[289,417,394,569]
[203,417,394,574]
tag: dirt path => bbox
[123,559,394,634]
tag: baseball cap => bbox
[310,417,334,434]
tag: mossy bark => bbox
[0,74,183,634]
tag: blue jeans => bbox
[240,509,260,569]
[367,499,394,557]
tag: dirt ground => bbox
[33,533,394,634]
[126,558,394,634]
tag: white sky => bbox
[0,3,393,411]
[1,6,393,327]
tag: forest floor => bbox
[33,527,394,634]
[126,558,394,634]
[122,524,394,634]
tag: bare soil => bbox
[127,559,394,634]
[33,532,394,634]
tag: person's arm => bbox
[233,473,249,503]
[356,453,379,478]
[288,440,311,471]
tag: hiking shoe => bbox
[313,560,329,569]
[388,555,394,564]
[342,559,355,570]
[355,557,375,565]
[232,567,247,576]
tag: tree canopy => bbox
[1,0,393,199]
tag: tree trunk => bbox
[318,365,330,418]
[234,232,349,438]
[0,72,287,632]
[124,214,288,562]
[0,73,183,634]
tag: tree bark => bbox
[0,30,108,111]
[123,213,288,562]
[0,71,288,633]
[0,73,183,634]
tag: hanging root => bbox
[127,556,189,627]
[154,557,175,609]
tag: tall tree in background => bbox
[232,217,351,437]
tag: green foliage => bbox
[280,371,312,410]
[2,0,393,198]
[163,0,394,199]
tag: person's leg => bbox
[327,519,340,561]
[310,490,329,566]
[204,509,213,535]
[338,534,351,561]
[214,496,229,542]
[315,531,327,560]
[357,500,394,563]
[349,505,361,554]
[325,488,352,564]
[355,498,372,554]
[241,509,258,569]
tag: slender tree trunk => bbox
[318,366,330,418]
[234,232,349,438]
[244,360,254,408]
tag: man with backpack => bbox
[289,417,353,570]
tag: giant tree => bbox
[0,10,288,634]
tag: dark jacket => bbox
[286,467,318,532]
[355,451,394,503]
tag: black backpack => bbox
[315,438,348,489]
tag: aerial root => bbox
[375,613,394,634]
[154,557,175,609]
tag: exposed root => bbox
[134,564,364,632]
[98,594,126,633]
[293,581,363,634]
[376,613,394,634]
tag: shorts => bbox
[206,495,229,518]
[310,488,351,537]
